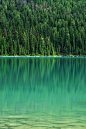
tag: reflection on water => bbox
[0,57,86,128]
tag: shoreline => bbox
[0,55,86,57]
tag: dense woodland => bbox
[0,0,86,56]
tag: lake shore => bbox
[0,54,86,57]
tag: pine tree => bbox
[23,32,27,54]
[1,45,3,55]
[14,40,17,55]
[40,36,45,55]
[73,34,75,54]
[19,44,21,56]
[27,36,30,55]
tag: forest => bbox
[0,0,86,56]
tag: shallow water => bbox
[0,57,86,129]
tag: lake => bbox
[0,57,86,129]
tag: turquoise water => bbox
[0,57,86,129]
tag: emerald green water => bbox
[0,57,86,129]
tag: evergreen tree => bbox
[1,45,3,55]
[40,36,45,55]
[0,0,86,56]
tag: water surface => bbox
[0,57,86,129]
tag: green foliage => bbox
[0,0,86,56]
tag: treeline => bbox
[0,0,86,56]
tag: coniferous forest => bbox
[0,0,86,56]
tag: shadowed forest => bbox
[0,0,86,56]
